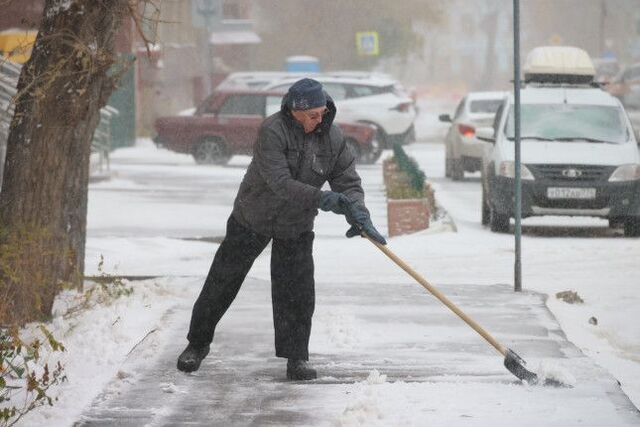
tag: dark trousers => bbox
[187,215,315,360]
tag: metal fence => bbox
[0,60,116,188]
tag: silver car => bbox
[440,91,507,180]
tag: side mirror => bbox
[476,127,496,143]
[438,114,452,123]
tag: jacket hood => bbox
[281,90,337,134]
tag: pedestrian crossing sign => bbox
[356,31,379,56]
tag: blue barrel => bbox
[285,55,320,72]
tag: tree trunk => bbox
[0,0,129,325]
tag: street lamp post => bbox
[513,0,522,292]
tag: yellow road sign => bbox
[356,31,379,56]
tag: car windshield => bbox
[505,104,629,144]
[470,99,502,114]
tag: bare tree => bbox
[0,0,156,325]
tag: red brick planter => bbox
[387,198,430,237]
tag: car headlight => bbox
[609,164,640,182]
[498,161,535,180]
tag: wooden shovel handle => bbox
[365,235,507,357]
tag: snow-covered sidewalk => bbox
[76,277,637,426]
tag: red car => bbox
[153,90,382,165]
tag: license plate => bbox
[547,187,596,199]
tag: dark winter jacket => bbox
[231,92,367,239]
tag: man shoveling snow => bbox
[176,78,386,380]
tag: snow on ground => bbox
[11,99,640,425]
[15,277,201,427]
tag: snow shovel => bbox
[363,234,561,386]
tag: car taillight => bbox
[458,124,475,138]
[391,102,412,113]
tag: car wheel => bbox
[481,185,490,226]
[345,138,362,163]
[193,138,231,165]
[489,205,510,233]
[623,218,640,237]
[451,158,464,181]
[445,148,452,178]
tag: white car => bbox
[479,46,640,237]
[261,75,417,150]
[215,71,317,91]
[439,91,507,180]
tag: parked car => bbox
[607,62,640,110]
[215,71,315,91]
[478,46,640,237]
[153,90,381,165]
[261,75,417,149]
[439,91,507,180]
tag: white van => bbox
[478,46,640,237]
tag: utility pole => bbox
[513,0,522,292]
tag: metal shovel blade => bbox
[504,348,538,384]
[504,348,568,387]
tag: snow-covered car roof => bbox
[217,71,401,91]
[510,87,621,106]
[263,75,399,89]
[465,91,509,101]
[322,71,395,81]
[215,71,319,90]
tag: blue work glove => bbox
[344,203,387,245]
[319,191,351,215]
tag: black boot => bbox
[286,359,317,380]
[177,344,210,373]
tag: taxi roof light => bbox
[524,46,595,84]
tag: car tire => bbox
[481,185,490,226]
[445,151,452,178]
[193,138,231,165]
[489,205,510,233]
[451,158,464,181]
[623,218,640,237]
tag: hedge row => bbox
[391,144,426,197]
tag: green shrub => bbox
[388,144,427,198]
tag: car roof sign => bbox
[524,46,595,84]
